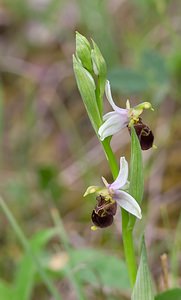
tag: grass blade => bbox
[0,197,62,300]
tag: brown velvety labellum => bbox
[91,210,114,228]
[128,119,154,150]
[91,195,117,228]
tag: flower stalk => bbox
[122,210,137,286]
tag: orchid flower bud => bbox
[75,31,92,73]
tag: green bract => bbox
[75,32,92,73]
[73,55,102,133]
[91,40,107,116]
[91,40,106,77]
[73,32,107,132]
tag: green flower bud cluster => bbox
[73,32,107,133]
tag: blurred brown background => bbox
[0,0,181,299]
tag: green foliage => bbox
[13,255,35,300]
[49,248,130,291]
[91,40,107,79]
[76,32,93,73]
[128,127,144,229]
[74,33,107,120]
[91,40,107,116]
[0,229,58,300]
[73,55,102,133]
[14,229,59,300]
[155,288,181,300]
[131,237,154,300]
[0,281,13,300]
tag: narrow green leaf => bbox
[128,126,144,229]
[73,55,102,132]
[131,237,154,300]
[0,196,62,300]
[13,229,58,300]
[155,288,181,300]
[14,255,35,300]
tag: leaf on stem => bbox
[128,126,144,229]
[131,237,154,300]
[155,288,181,300]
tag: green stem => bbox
[0,197,62,300]
[122,210,137,287]
[102,139,119,178]
[101,139,137,287]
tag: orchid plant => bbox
[73,32,156,298]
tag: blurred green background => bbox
[0,0,181,299]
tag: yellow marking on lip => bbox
[91,226,98,231]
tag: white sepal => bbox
[115,190,142,219]
[110,157,128,190]
[98,112,127,141]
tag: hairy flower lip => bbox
[91,210,114,228]
[127,118,154,150]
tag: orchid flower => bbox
[98,80,154,149]
[84,157,142,229]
